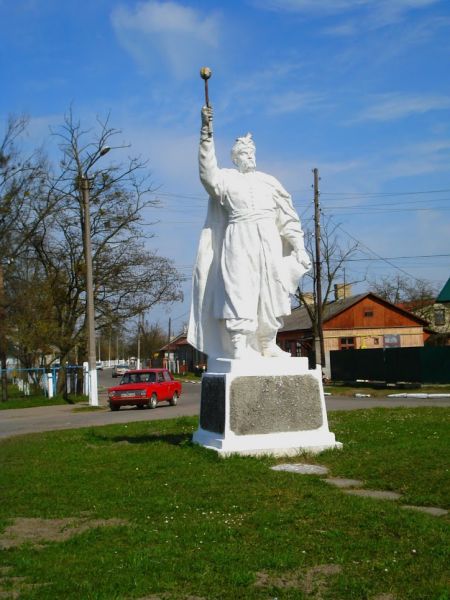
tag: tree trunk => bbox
[0,265,8,402]
[0,353,7,402]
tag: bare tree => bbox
[126,319,167,364]
[369,274,438,314]
[294,215,361,362]
[0,115,51,401]
[5,111,183,394]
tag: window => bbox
[373,337,380,345]
[364,310,374,317]
[339,337,355,350]
[163,371,172,382]
[141,373,156,383]
[434,308,446,326]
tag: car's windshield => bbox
[120,372,156,384]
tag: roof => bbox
[280,292,428,333]
[436,277,450,303]
[159,332,188,351]
[281,293,367,332]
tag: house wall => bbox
[324,327,424,352]
[419,302,450,338]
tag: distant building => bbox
[401,277,450,346]
[277,292,428,378]
[157,333,207,374]
[436,277,450,304]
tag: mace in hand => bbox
[200,66,212,136]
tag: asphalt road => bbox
[0,368,449,440]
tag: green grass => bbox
[324,384,450,397]
[0,393,87,410]
[174,371,204,381]
[0,409,449,599]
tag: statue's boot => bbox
[260,334,291,358]
[230,333,262,359]
[230,333,247,359]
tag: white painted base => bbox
[193,427,342,457]
[192,356,342,457]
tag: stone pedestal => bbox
[192,357,342,457]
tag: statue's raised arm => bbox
[199,105,222,200]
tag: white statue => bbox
[188,105,311,360]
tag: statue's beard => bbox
[237,158,256,173]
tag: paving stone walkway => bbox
[271,463,448,517]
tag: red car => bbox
[107,368,182,411]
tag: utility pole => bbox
[81,176,99,406]
[137,316,141,370]
[313,168,325,367]
[79,145,111,406]
[167,317,172,370]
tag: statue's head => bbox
[231,133,256,173]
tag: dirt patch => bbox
[303,564,342,597]
[136,596,207,600]
[0,517,128,549]
[0,575,49,599]
[0,570,12,577]
[255,563,342,597]
[372,595,396,600]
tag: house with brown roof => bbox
[277,292,429,378]
[158,332,207,374]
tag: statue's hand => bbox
[295,248,312,270]
[201,105,213,128]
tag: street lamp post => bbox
[80,146,110,406]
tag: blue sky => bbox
[1,0,450,333]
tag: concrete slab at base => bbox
[192,357,342,457]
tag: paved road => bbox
[1,370,449,440]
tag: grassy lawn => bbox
[0,393,87,410]
[0,408,449,599]
[324,384,450,397]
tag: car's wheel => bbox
[149,393,158,409]
[169,392,178,406]
[109,403,120,411]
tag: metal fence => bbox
[0,365,85,398]
[330,346,450,384]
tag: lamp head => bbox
[200,67,212,80]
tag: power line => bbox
[323,197,450,209]
[333,222,419,280]
[321,188,450,197]
[336,253,450,262]
[321,207,450,216]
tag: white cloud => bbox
[251,0,441,31]
[351,94,450,123]
[251,0,439,15]
[250,0,369,14]
[382,138,450,177]
[265,91,325,115]
[111,1,221,79]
